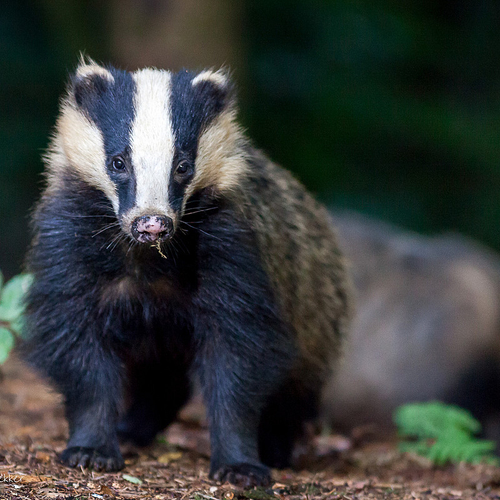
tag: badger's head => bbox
[46,59,246,245]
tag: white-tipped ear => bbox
[71,56,115,108]
[191,68,235,115]
[192,69,228,88]
[75,54,114,83]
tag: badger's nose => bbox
[131,215,173,244]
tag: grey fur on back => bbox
[323,211,500,436]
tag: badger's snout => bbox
[131,215,174,244]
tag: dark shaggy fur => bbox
[22,64,351,488]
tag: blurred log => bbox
[108,0,244,72]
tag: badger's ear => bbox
[71,57,115,108]
[191,69,235,114]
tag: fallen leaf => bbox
[272,483,286,489]
[352,480,369,490]
[158,451,182,463]
[123,473,143,485]
[35,451,51,463]
[100,484,115,495]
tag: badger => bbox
[23,59,351,487]
[323,211,500,443]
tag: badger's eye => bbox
[175,161,193,180]
[111,157,126,171]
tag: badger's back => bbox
[240,154,349,377]
[323,211,500,433]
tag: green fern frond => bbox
[394,401,498,466]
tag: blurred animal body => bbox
[323,212,500,442]
[23,59,351,487]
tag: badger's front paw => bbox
[211,463,271,488]
[60,446,124,472]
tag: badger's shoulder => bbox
[237,147,344,266]
[227,149,351,372]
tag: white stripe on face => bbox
[130,69,175,220]
[57,102,118,209]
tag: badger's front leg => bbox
[25,303,126,472]
[58,344,125,471]
[193,228,294,487]
[196,320,292,488]
[53,339,125,471]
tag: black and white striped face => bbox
[49,61,245,244]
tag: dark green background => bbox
[2,0,500,278]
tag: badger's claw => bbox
[211,463,271,488]
[60,446,124,472]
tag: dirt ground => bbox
[1,357,500,500]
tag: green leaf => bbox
[394,401,481,438]
[0,326,14,365]
[122,474,143,485]
[0,270,4,292]
[0,274,33,323]
[9,314,27,338]
[394,401,498,465]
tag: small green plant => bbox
[394,401,498,466]
[0,271,33,364]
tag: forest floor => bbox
[1,357,500,500]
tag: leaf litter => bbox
[1,356,500,499]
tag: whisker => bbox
[167,240,178,267]
[126,238,138,256]
[183,206,218,217]
[92,222,121,238]
[109,233,127,253]
[179,221,222,241]
[175,235,190,255]
[67,214,117,219]
[101,231,125,252]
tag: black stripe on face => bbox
[169,70,230,211]
[72,67,137,216]
[108,146,137,217]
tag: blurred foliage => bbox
[0,272,33,364]
[242,0,500,244]
[394,402,498,465]
[0,0,109,279]
[2,0,500,277]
